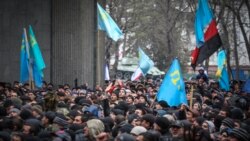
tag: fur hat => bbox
[32,105,43,115]
[86,119,105,138]
[130,126,147,136]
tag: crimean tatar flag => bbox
[20,31,29,84]
[157,59,187,107]
[29,25,46,88]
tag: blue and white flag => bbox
[131,48,154,81]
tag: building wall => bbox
[0,0,100,88]
[51,0,97,87]
[0,0,51,84]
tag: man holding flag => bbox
[131,48,154,81]
[157,58,187,107]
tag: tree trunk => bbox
[219,1,233,79]
[235,13,250,63]
[233,12,240,81]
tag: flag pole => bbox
[150,96,157,109]
[189,84,194,109]
[23,28,34,90]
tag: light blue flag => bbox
[219,68,230,91]
[29,26,46,72]
[216,50,226,77]
[216,50,230,91]
[20,32,30,84]
[29,25,46,88]
[195,0,213,47]
[138,48,154,75]
[32,63,44,88]
[97,3,123,41]
[157,59,187,107]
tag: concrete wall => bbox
[51,0,97,87]
[0,0,51,84]
[0,0,102,88]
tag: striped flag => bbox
[191,0,222,70]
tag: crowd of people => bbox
[0,68,249,141]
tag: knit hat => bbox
[111,108,124,116]
[68,123,84,132]
[11,97,22,108]
[155,109,167,117]
[229,128,249,141]
[79,99,92,107]
[230,108,244,120]
[170,120,184,128]
[154,117,170,130]
[53,116,69,127]
[9,108,21,114]
[127,114,139,124]
[20,109,33,120]
[67,110,79,119]
[86,119,105,138]
[181,120,192,129]
[157,100,169,108]
[130,126,147,136]
[32,105,43,115]
[116,133,136,141]
[221,118,234,129]
[44,111,56,123]
[119,123,133,134]
[141,114,155,127]
[24,119,42,135]
[205,120,215,133]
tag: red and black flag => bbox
[191,0,222,70]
